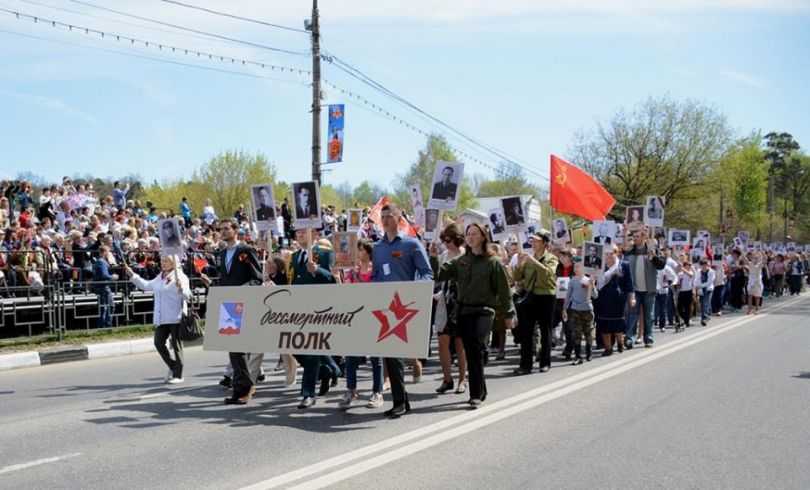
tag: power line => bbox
[0,28,310,85]
[160,0,308,34]
[323,52,549,179]
[12,0,251,47]
[0,8,312,75]
[65,0,309,56]
[323,79,549,182]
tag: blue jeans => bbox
[700,292,712,321]
[711,284,725,313]
[654,292,669,330]
[96,286,114,327]
[626,291,656,344]
[345,356,383,394]
[297,355,321,398]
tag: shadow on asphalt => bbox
[792,372,810,379]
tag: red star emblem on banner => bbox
[373,292,419,343]
[330,106,343,119]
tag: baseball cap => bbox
[531,229,551,243]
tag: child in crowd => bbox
[562,257,598,365]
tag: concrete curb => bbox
[0,336,206,372]
[86,338,154,359]
[39,347,89,365]
[0,352,41,370]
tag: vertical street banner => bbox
[203,281,434,358]
[327,104,345,163]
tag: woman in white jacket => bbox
[124,255,191,384]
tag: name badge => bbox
[382,263,391,276]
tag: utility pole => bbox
[768,170,774,243]
[309,0,322,185]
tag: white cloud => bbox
[0,88,100,124]
[719,69,765,88]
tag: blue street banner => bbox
[327,104,345,163]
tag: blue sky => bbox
[1,0,809,191]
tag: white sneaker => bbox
[167,377,184,384]
[339,392,358,409]
[164,370,173,383]
[366,392,384,408]
[634,338,642,345]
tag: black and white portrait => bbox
[653,226,667,247]
[424,208,440,234]
[409,185,425,229]
[252,184,277,231]
[488,208,507,238]
[668,229,690,246]
[592,220,616,245]
[644,196,665,227]
[552,219,569,243]
[428,161,464,210]
[158,218,182,253]
[583,241,604,274]
[737,230,750,248]
[625,205,645,231]
[712,245,724,261]
[501,196,525,227]
[291,181,322,229]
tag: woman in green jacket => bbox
[430,223,515,407]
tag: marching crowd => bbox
[2,177,809,415]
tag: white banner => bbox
[203,281,433,358]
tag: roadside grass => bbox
[0,325,156,354]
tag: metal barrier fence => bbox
[1,248,217,339]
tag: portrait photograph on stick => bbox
[347,208,363,232]
[582,241,604,275]
[428,161,464,210]
[332,231,358,269]
[158,218,183,255]
[251,184,277,231]
[624,205,646,232]
[668,228,691,246]
[291,180,322,229]
[409,185,426,229]
[591,220,616,245]
[501,196,525,227]
[424,208,440,234]
[644,195,665,227]
[552,218,569,244]
[488,207,507,239]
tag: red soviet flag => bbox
[550,155,615,221]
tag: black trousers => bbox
[730,274,745,309]
[458,313,494,400]
[677,291,693,326]
[384,357,407,405]
[517,294,555,370]
[229,352,254,397]
[154,323,183,378]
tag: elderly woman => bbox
[124,255,191,384]
[594,244,635,356]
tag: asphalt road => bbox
[1,294,808,490]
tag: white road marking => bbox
[0,453,82,475]
[241,295,805,490]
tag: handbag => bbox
[178,302,204,341]
[514,271,537,306]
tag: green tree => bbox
[191,149,277,217]
[476,162,541,198]
[568,96,732,227]
[143,149,277,218]
[352,180,387,207]
[717,137,768,233]
[392,134,475,213]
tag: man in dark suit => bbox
[594,223,612,244]
[295,185,318,220]
[431,166,457,201]
[287,228,337,409]
[255,187,275,221]
[201,218,263,405]
[585,244,602,270]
